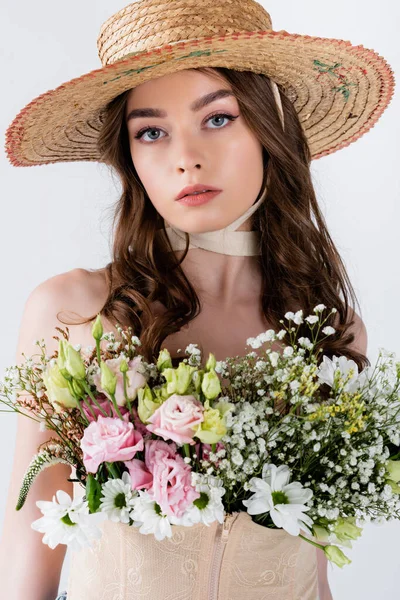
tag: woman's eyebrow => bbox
[126,89,235,122]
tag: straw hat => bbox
[5,0,395,167]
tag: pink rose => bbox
[143,440,200,518]
[82,394,130,422]
[124,458,153,490]
[146,394,204,445]
[93,355,147,407]
[80,415,144,473]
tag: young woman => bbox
[1,1,394,598]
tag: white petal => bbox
[243,495,272,515]
[271,465,291,491]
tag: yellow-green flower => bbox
[386,479,400,494]
[176,362,197,394]
[157,348,172,372]
[324,545,352,568]
[138,384,163,423]
[192,369,205,393]
[100,361,117,396]
[201,369,221,400]
[42,362,78,412]
[386,459,400,483]
[333,517,363,543]
[312,525,330,542]
[58,340,86,380]
[162,368,178,395]
[193,399,233,443]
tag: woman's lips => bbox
[176,190,221,206]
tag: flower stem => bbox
[76,399,90,426]
[106,462,120,479]
[110,392,124,420]
[298,533,326,551]
[81,380,108,417]
[122,372,133,414]
[183,444,191,458]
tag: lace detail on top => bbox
[66,504,318,600]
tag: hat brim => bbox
[5,29,395,166]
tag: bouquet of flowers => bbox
[1,304,400,567]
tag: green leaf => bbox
[86,473,102,512]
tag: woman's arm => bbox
[0,273,87,600]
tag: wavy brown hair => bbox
[60,66,369,372]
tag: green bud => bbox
[119,358,128,373]
[324,545,352,568]
[192,369,204,393]
[162,368,178,395]
[386,459,400,483]
[157,348,172,372]
[71,378,85,399]
[100,361,117,395]
[91,314,104,341]
[57,340,71,381]
[64,341,86,380]
[176,362,196,395]
[201,369,221,400]
[205,353,217,372]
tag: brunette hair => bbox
[60,66,369,371]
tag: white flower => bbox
[242,464,314,536]
[322,326,336,336]
[316,355,360,392]
[293,310,304,325]
[100,471,137,523]
[185,343,201,355]
[130,490,173,541]
[298,337,313,350]
[172,474,226,527]
[313,304,326,313]
[31,490,106,551]
[284,311,295,321]
[283,346,294,357]
[268,352,280,368]
[305,315,319,325]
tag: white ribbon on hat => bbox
[161,80,284,256]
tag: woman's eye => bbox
[133,113,238,143]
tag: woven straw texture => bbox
[5,0,396,167]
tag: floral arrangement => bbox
[1,304,400,567]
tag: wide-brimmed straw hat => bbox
[5,0,395,167]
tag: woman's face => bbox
[125,68,264,233]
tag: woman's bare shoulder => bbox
[22,267,114,348]
[30,267,108,312]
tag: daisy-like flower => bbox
[99,471,137,523]
[242,464,314,536]
[130,489,172,541]
[31,490,106,551]
[316,355,360,393]
[171,474,226,527]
